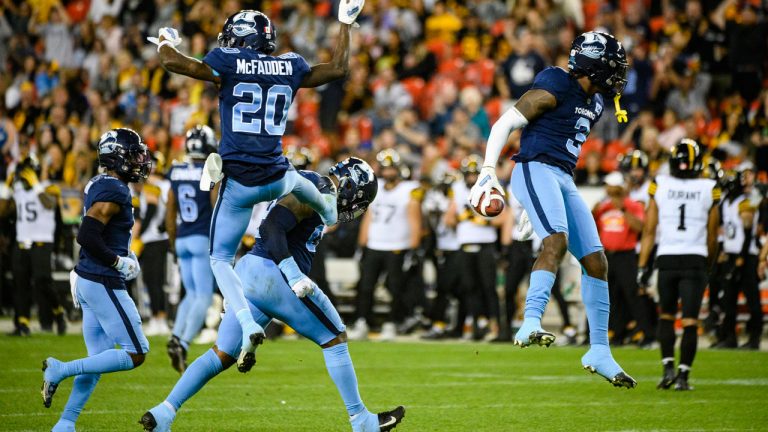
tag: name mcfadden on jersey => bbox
[235,58,294,75]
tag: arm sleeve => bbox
[77,216,118,267]
[258,204,300,263]
[484,106,528,167]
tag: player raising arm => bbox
[469,32,636,388]
[140,158,406,432]
[146,1,364,371]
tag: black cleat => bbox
[8,323,31,337]
[609,372,638,389]
[378,405,406,431]
[675,370,693,391]
[41,360,58,408]
[167,336,187,374]
[657,363,676,390]
[237,333,264,373]
[527,331,556,347]
[739,338,760,350]
[139,411,158,431]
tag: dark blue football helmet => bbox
[97,128,151,183]
[568,31,628,96]
[329,157,378,223]
[217,10,277,54]
[185,125,218,159]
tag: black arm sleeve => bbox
[740,227,753,258]
[139,203,157,236]
[258,204,300,264]
[77,216,118,267]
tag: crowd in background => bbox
[0,0,766,345]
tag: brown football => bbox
[474,189,505,218]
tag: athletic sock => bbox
[524,270,556,322]
[322,343,366,417]
[210,259,252,327]
[182,293,211,348]
[680,326,698,367]
[581,275,610,346]
[60,374,100,423]
[657,319,676,360]
[60,349,133,379]
[173,295,193,342]
[166,349,224,411]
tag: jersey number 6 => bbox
[232,83,293,136]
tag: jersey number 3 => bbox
[232,83,292,135]
[566,117,591,157]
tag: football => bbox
[473,189,506,217]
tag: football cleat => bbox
[378,406,406,431]
[513,330,556,348]
[41,359,60,408]
[8,323,31,336]
[581,346,636,389]
[657,364,676,390]
[166,336,187,374]
[674,370,693,391]
[139,403,175,432]
[237,332,264,373]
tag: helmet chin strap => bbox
[614,94,627,123]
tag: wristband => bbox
[278,256,305,286]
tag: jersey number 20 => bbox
[232,83,292,135]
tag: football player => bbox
[470,31,636,387]
[638,139,720,390]
[165,125,219,373]
[41,129,151,431]
[0,154,65,336]
[140,158,406,432]
[147,2,365,367]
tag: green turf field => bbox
[1,335,767,431]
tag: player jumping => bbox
[469,32,636,388]
[42,129,152,431]
[147,1,365,368]
[140,158,406,432]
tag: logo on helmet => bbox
[232,13,258,37]
[349,163,374,186]
[579,32,607,59]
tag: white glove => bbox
[114,253,141,281]
[338,0,365,25]
[147,27,182,52]
[69,270,80,309]
[517,209,534,241]
[468,166,504,209]
[290,277,318,298]
[200,153,224,191]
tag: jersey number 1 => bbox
[232,83,292,135]
[677,204,686,231]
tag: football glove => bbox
[200,153,224,191]
[338,0,365,25]
[468,166,504,210]
[290,276,318,298]
[69,270,80,309]
[113,253,141,281]
[637,266,652,288]
[147,27,182,52]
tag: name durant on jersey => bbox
[667,190,701,201]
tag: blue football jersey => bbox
[167,160,213,238]
[513,67,604,174]
[75,174,134,287]
[203,47,311,186]
[250,171,326,274]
